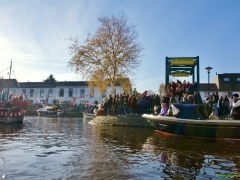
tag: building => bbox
[0,79,126,105]
[199,73,240,100]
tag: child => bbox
[154,105,161,115]
[159,103,168,116]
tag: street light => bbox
[205,66,213,96]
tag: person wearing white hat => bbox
[230,93,240,120]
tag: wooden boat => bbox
[83,112,96,119]
[142,103,240,141]
[37,105,61,117]
[0,61,27,124]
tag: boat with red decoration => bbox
[0,61,28,123]
[0,100,27,124]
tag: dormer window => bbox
[223,78,230,83]
[237,78,240,82]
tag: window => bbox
[204,91,208,97]
[80,89,85,97]
[22,89,26,95]
[12,89,16,96]
[223,78,230,82]
[237,78,240,82]
[59,89,64,97]
[228,92,232,98]
[69,88,73,97]
[101,90,106,98]
[48,89,53,97]
[40,89,44,97]
[90,88,94,98]
[30,89,34,97]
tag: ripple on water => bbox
[1,117,240,179]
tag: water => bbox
[1,117,240,179]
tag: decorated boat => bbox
[142,103,240,141]
[37,105,61,117]
[0,61,27,124]
[0,101,27,123]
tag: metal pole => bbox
[7,60,12,101]
[208,72,210,96]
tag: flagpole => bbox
[7,60,12,101]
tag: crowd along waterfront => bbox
[1,116,240,179]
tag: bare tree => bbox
[148,90,156,95]
[67,12,143,95]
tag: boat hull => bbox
[83,112,95,119]
[0,108,24,123]
[37,110,59,117]
[142,114,240,141]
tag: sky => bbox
[0,0,240,93]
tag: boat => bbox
[0,61,27,124]
[0,103,26,123]
[142,103,240,141]
[37,105,61,117]
[83,112,96,119]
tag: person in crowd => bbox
[140,91,147,115]
[117,94,124,116]
[193,91,200,104]
[3,99,13,108]
[136,93,142,115]
[161,93,169,109]
[1,92,5,102]
[155,94,161,106]
[19,94,23,101]
[206,95,214,116]
[175,95,180,104]
[218,96,223,116]
[188,94,194,104]
[107,95,112,115]
[169,91,176,108]
[9,93,13,101]
[154,105,161,115]
[123,95,128,117]
[103,98,109,116]
[212,91,219,116]
[222,95,229,118]
[132,94,137,113]
[115,94,119,115]
[150,94,156,114]
[127,94,134,115]
[158,103,168,116]
[112,94,116,115]
[182,93,188,104]
[96,104,104,116]
[230,93,240,120]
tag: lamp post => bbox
[205,66,213,96]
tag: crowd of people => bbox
[87,79,240,120]
[1,79,240,119]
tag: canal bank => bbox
[26,110,152,128]
[89,115,152,128]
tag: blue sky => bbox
[0,0,240,93]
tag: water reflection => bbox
[0,117,240,179]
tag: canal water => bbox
[1,117,240,180]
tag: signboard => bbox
[171,59,195,65]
